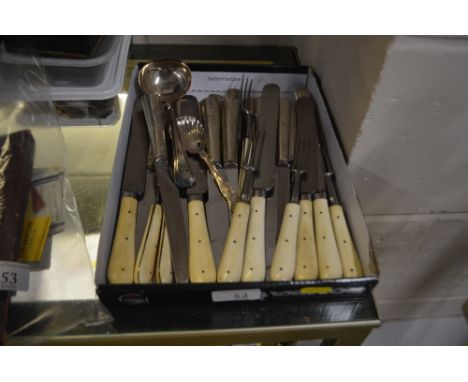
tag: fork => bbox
[270,139,309,281]
[238,76,256,195]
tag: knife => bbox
[177,96,216,283]
[270,97,314,281]
[134,150,173,284]
[133,116,164,284]
[218,126,265,283]
[241,84,280,282]
[107,99,149,284]
[276,98,291,236]
[318,123,363,278]
[314,140,343,280]
[293,97,319,280]
[142,93,189,283]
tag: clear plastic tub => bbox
[0,36,121,67]
[0,36,131,101]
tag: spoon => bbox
[138,59,195,188]
[177,115,238,212]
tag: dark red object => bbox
[0,130,35,343]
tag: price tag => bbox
[211,289,262,302]
[0,262,30,292]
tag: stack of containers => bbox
[0,36,131,126]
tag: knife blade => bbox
[142,94,188,283]
[276,98,291,238]
[107,99,149,284]
[242,84,280,282]
[177,96,216,283]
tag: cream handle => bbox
[188,199,216,283]
[133,204,163,284]
[294,199,319,280]
[107,196,138,284]
[241,196,266,282]
[270,203,300,281]
[330,204,363,278]
[314,198,343,279]
[217,201,250,282]
[158,213,174,283]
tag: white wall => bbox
[297,36,468,320]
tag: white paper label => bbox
[211,289,262,302]
[0,262,30,292]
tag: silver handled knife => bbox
[242,84,280,282]
[177,96,216,283]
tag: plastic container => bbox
[0,36,121,67]
[0,36,131,101]
[45,36,131,101]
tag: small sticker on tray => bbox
[211,289,262,302]
[300,286,333,295]
[0,261,30,292]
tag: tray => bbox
[95,64,379,306]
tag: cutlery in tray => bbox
[105,62,363,286]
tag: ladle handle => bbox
[142,94,167,160]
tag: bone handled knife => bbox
[270,98,312,281]
[241,84,280,282]
[293,97,319,280]
[108,100,149,284]
[177,96,216,283]
[218,127,265,283]
[314,143,343,280]
[142,93,189,283]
